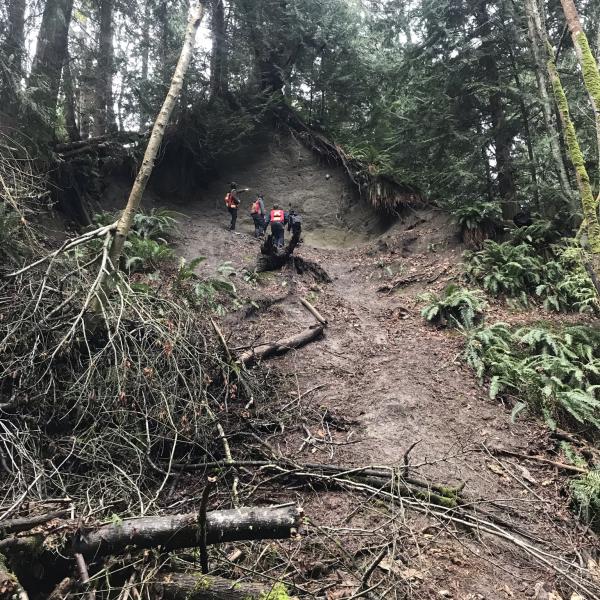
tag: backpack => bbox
[224,192,238,208]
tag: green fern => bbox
[570,469,600,531]
[452,201,502,231]
[420,284,486,329]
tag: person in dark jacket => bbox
[250,193,266,238]
[287,208,302,240]
[264,203,288,248]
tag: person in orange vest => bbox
[224,182,249,231]
[264,203,288,249]
[250,193,266,238]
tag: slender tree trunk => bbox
[547,55,600,263]
[94,0,117,135]
[597,25,600,194]
[476,0,517,219]
[209,0,227,99]
[524,0,577,209]
[28,0,75,134]
[139,0,151,131]
[107,2,205,268]
[503,12,540,210]
[62,52,80,142]
[79,55,95,139]
[559,0,600,201]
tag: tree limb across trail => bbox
[237,325,324,366]
[0,505,302,560]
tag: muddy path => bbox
[162,193,600,599]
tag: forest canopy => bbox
[1,0,598,218]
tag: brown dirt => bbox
[153,135,598,599]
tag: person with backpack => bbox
[287,207,302,240]
[224,182,249,231]
[250,193,266,238]
[264,203,288,249]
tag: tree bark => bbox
[209,0,227,99]
[94,0,117,136]
[154,573,280,600]
[0,505,302,560]
[107,2,204,269]
[524,0,577,209]
[237,325,324,366]
[27,0,75,140]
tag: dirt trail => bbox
[142,134,599,599]
[163,194,597,598]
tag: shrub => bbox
[570,469,600,531]
[420,284,486,329]
[465,240,598,313]
[124,236,174,271]
[464,322,600,434]
[452,201,503,249]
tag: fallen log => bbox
[256,230,301,273]
[0,510,70,535]
[154,573,290,600]
[237,325,324,366]
[0,505,302,560]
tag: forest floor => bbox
[159,194,599,600]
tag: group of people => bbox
[224,182,302,248]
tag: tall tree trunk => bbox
[476,0,517,220]
[62,51,80,142]
[523,0,577,210]
[0,0,26,123]
[27,0,75,140]
[94,0,117,136]
[3,0,26,80]
[209,0,227,99]
[107,2,205,269]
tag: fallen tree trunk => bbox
[0,505,302,560]
[237,325,324,366]
[154,573,289,600]
[256,230,301,273]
